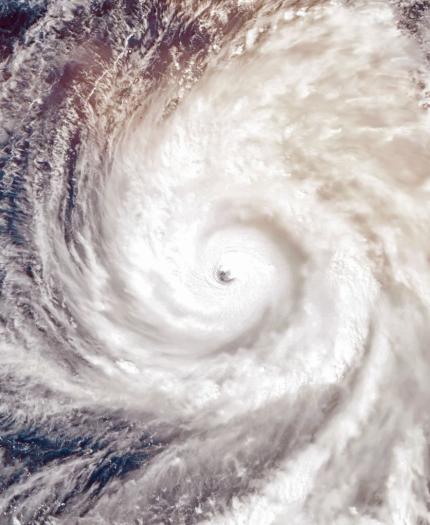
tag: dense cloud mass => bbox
[1,1,430,524]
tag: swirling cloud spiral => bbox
[1,1,430,524]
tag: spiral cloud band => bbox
[1,0,430,523]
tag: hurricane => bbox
[1,0,430,524]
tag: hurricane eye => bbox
[217,268,234,283]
